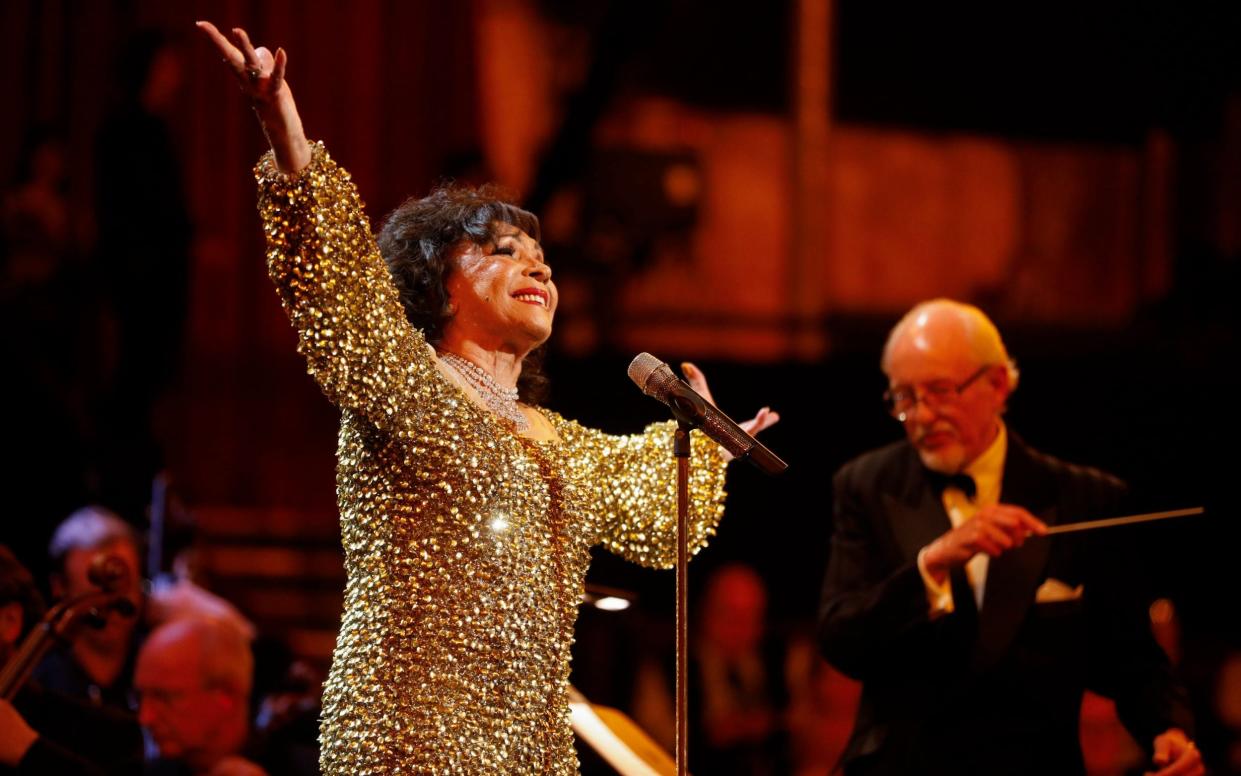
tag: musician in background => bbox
[817,298,1202,775]
[0,544,141,774]
[32,506,145,712]
[135,618,268,775]
[631,563,793,775]
[30,504,254,716]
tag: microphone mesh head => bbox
[627,352,663,391]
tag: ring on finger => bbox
[246,67,262,82]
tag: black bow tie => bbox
[928,470,977,499]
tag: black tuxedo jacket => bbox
[817,434,1192,776]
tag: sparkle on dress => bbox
[255,143,729,774]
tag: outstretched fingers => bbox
[739,407,780,436]
[232,27,260,64]
[271,47,288,87]
[196,20,244,70]
[195,20,308,172]
[232,27,279,83]
[196,21,290,103]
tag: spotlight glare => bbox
[593,596,630,612]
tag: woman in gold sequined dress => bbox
[197,22,779,774]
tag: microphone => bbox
[628,352,787,475]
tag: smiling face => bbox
[444,223,557,353]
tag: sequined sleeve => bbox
[554,416,729,568]
[255,143,440,430]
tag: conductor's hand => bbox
[195,21,311,173]
[1146,728,1204,776]
[680,362,780,462]
[921,503,1047,585]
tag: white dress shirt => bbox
[917,423,1007,615]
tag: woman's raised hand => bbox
[680,362,781,461]
[196,21,286,104]
[195,21,311,173]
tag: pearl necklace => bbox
[438,351,530,432]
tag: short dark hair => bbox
[0,545,46,636]
[376,184,549,403]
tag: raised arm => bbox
[196,22,446,432]
[195,21,311,173]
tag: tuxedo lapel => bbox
[881,446,954,560]
[884,491,952,563]
[973,436,1059,671]
[885,449,979,629]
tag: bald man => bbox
[134,618,266,775]
[817,299,1201,776]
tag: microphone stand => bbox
[627,352,788,774]
[673,422,691,776]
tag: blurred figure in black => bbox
[0,544,143,775]
[0,126,98,582]
[94,28,192,520]
[2,126,75,290]
[632,563,792,775]
[250,645,323,776]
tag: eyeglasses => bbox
[883,364,994,422]
[131,686,195,711]
[131,683,236,710]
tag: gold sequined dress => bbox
[255,144,728,774]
